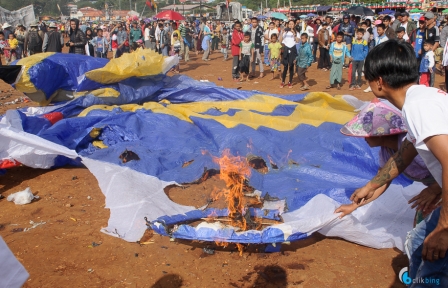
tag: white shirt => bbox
[424,50,435,69]
[400,22,409,41]
[282,31,296,48]
[155,26,161,42]
[403,85,448,186]
[144,27,150,41]
[375,34,389,46]
[264,28,278,43]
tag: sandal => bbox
[258,73,264,79]
[326,85,332,89]
[300,85,310,91]
[349,86,355,91]
[337,85,341,90]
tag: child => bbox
[238,32,254,82]
[349,29,368,90]
[7,33,18,64]
[0,32,8,65]
[172,33,181,73]
[220,28,230,61]
[231,22,244,81]
[419,41,435,87]
[374,24,388,46]
[136,39,145,49]
[295,33,313,91]
[327,32,351,90]
[92,28,109,58]
[336,99,441,225]
[396,27,406,43]
[268,34,282,80]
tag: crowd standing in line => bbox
[1,12,448,92]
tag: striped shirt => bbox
[179,25,187,38]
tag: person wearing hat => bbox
[423,12,441,83]
[42,22,63,53]
[24,22,44,56]
[130,21,142,44]
[335,99,441,225]
[2,23,12,40]
[410,16,427,60]
[397,11,416,42]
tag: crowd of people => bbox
[2,11,448,91]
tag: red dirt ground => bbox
[1,49,446,288]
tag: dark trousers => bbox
[282,63,294,84]
[96,51,107,58]
[318,47,330,69]
[445,67,448,91]
[351,60,364,87]
[232,56,240,79]
[211,37,219,51]
[312,41,318,62]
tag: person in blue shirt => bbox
[349,29,369,90]
[295,33,314,91]
[410,16,426,61]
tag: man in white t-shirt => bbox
[349,40,448,286]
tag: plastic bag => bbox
[6,187,39,205]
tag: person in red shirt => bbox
[231,21,244,81]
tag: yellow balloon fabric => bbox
[79,92,356,130]
[85,49,166,84]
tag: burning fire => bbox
[212,149,257,255]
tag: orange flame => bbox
[212,149,252,255]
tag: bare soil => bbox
[1,49,446,288]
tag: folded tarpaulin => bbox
[11,50,179,105]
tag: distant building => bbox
[110,10,139,20]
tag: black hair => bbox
[0,31,4,36]
[131,42,138,51]
[383,16,391,22]
[234,21,241,26]
[425,40,435,45]
[301,33,308,38]
[356,28,365,34]
[244,31,251,37]
[365,19,372,26]
[336,31,344,37]
[251,17,258,21]
[360,22,367,26]
[270,33,278,39]
[364,40,419,89]
[269,21,275,26]
[8,33,15,38]
[158,23,163,28]
[96,28,103,32]
[376,23,386,30]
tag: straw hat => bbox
[340,99,407,137]
[49,22,57,28]
[2,22,11,29]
